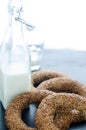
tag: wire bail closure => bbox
[15,17,35,31]
[8,0,35,31]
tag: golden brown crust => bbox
[5,70,86,130]
[32,70,69,87]
[54,109,84,130]
[5,90,54,130]
[32,71,86,125]
[36,77,86,124]
[35,93,86,130]
[37,77,86,97]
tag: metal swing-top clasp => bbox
[8,0,35,31]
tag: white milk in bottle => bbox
[0,0,33,109]
[0,63,31,109]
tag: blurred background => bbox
[0,0,86,50]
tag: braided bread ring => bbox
[35,93,86,130]
[5,90,53,130]
[32,70,69,87]
[37,77,86,98]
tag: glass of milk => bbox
[29,42,44,71]
[24,28,44,71]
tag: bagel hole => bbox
[22,104,37,128]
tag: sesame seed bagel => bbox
[35,93,86,130]
[32,70,69,87]
[37,77,86,98]
[5,90,54,130]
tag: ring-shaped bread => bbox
[35,93,86,130]
[5,90,53,130]
[32,70,69,87]
[5,90,82,130]
[32,71,86,123]
[37,77,86,98]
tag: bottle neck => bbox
[8,0,22,16]
[7,0,23,46]
[11,16,24,47]
[8,0,23,26]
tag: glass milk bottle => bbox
[0,0,31,109]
